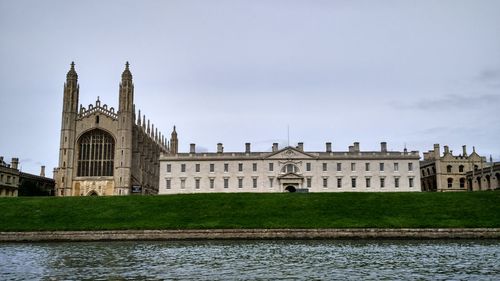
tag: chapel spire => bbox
[170,126,178,155]
[121,61,133,81]
[119,61,134,112]
[66,61,78,81]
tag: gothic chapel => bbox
[54,62,178,196]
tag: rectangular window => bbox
[253,178,257,188]
[366,177,371,188]
[269,178,274,188]
[224,163,229,172]
[210,163,215,172]
[210,179,215,189]
[323,163,328,171]
[394,163,399,171]
[224,178,229,189]
[238,178,243,188]
[180,179,186,189]
[380,177,385,188]
[351,163,356,171]
[238,163,243,172]
[166,164,171,173]
[409,178,414,188]
[337,163,342,171]
[181,164,186,173]
[408,163,413,171]
[307,178,312,188]
[195,164,200,173]
[195,179,200,189]
[306,163,311,171]
[166,179,171,189]
[379,163,384,172]
[337,178,342,188]
[351,178,356,188]
[323,178,328,188]
[253,163,257,172]
[365,163,370,171]
[269,163,274,171]
[395,177,400,188]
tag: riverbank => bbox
[1,228,500,242]
[1,192,499,231]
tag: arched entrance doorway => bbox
[88,190,98,196]
[285,186,296,193]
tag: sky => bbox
[1,0,499,175]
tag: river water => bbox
[1,240,499,280]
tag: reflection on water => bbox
[1,240,499,280]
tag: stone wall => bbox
[1,228,499,242]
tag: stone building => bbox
[0,157,55,196]
[53,62,177,196]
[465,160,500,191]
[0,157,20,197]
[159,141,421,194]
[18,165,55,196]
[420,144,486,192]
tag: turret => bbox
[170,126,178,155]
[116,62,135,195]
[56,62,80,196]
[119,62,134,113]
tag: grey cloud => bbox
[477,68,500,88]
[391,93,500,111]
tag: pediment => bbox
[278,172,304,180]
[468,152,483,161]
[266,147,315,160]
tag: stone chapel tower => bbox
[116,62,134,194]
[56,62,79,196]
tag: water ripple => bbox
[0,240,499,280]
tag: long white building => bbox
[158,141,421,193]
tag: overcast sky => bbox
[1,0,499,175]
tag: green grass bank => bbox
[1,192,499,231]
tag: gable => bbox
[266,147,315,160]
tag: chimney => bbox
[423,152,429,160]
[40,166,46,177]
[381,142,387,152]
[190,143,196,154]
[272,143,278,152]
[0,156,3,164]
[217,143,224,153]
[444,145,449,155]
[245,143,251,153]
[326,142,332,153]
[433,144,440,158]
[348,145,354,153]
[11,158,19,170]
[297,142,304,151]
[462,145,468,157]
[353,142,360,152]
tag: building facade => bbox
[159,142,421,194]
[18,165,55,196]
[1,157,55,196]
[0,157,20,197]
[53,62,177,196]
[420,144,486,192]
[465,161,500,191]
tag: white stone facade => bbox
[159,142,421,194]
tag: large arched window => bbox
[281,163,299,174]
[77,129,115,177]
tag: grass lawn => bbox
[1,191,499,231]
